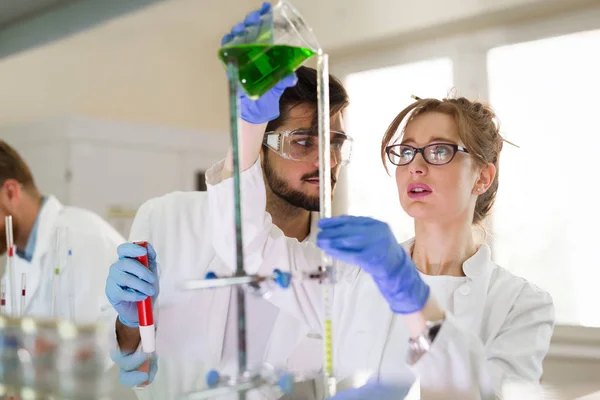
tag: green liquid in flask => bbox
[219,44,315,99]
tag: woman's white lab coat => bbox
[205,158,555,399]
[111,191,330,400]
[2,195,124,324]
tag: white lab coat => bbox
[1,195,124,325]
[112,191,326,400]
[205,158,555,399]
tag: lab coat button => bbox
[459,285,471,296]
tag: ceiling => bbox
[0,0,75,29]
[2,0,597,61]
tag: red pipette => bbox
[133,241,155,353]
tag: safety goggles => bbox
[263,129,353,166]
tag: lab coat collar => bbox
[12,196,63,316]
[402,237,497,335]
[462,242,495,279]
[31,195,64,264]
[455,244,496,335]
[401,238,496,280]
[17,197,48,262]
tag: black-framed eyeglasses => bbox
[385,143,469,166]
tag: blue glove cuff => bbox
[240,97,280,124]
[118,315,139,328]
[379,252,431,315]
[390,282,431,315]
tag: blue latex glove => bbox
[111,350,158,387]
[330,383,409,400]
[105,242,159,327]
[317,216,430,314]
[221,2,298,124]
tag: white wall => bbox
[1,0,597,134]
[0,0,255,133]
[313,0,600,56]
[1,115,229,237]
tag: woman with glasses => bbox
[210,94,554,397]
[317,97,555,397]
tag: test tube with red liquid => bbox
[133,241,155,353]
[5,216,17,315]
[20,273,26,317]
[1,280,5,314]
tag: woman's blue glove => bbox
[221,2,298,124]
[105,243,159,328]
[317,216,430,314]
[330,383,409,399]
[111,350,158,387]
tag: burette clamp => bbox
[307,265,336,285]
[182,269,292,293]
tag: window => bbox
[344,59,454,242]
[488,29,600,326]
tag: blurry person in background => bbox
[0,139,123,323]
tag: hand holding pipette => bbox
[105,242,159,333]
[133,241,155,353]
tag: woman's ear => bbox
[473,163,496,194]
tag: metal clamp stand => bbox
[180,52,335,399]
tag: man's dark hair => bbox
[265,66,350,133]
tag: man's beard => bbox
[263,156,336,212]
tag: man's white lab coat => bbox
[3,195,124,324]
[116,191,325,400]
